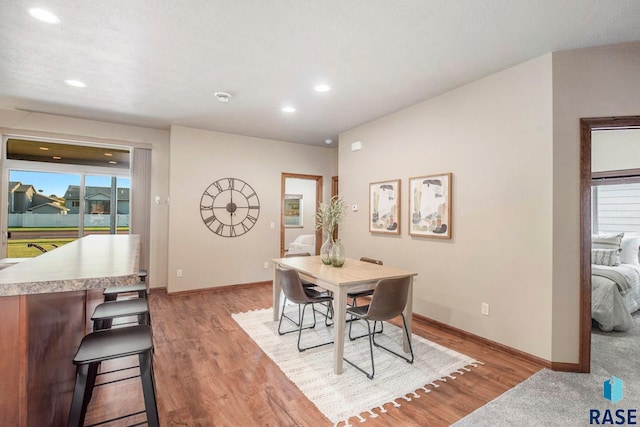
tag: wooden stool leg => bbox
[139,351,159,427]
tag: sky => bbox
[9,170,130,198]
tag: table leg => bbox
[272,267,281,322]
[333,286,347,374]
[403,276,414,352]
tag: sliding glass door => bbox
[2,138,131,258]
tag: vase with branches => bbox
[315,195,346,265]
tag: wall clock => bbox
[200,177,260,237]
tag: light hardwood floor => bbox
[84,284,543,426]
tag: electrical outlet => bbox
[177,269,183,277]
[263,262,269,269]
[481,302,489,316]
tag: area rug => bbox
[452,312,640,426]
[232,307,481,426]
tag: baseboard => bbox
[166,281,271,296]
[550,361,581,372]
[147,287,166,295]
[413,313,553,370]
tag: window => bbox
[592,176,640,234]
[4,138,131,257]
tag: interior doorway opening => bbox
[280,173,323,257]
[579,116,640,372]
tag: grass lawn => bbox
[7,238,76,258]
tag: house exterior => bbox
[63,185,130,215]
[8,181,68,214]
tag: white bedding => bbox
[592,263,640,331]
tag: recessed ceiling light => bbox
[28,7,60,24]
[39,146,49,151]
[109,161,117,164]
[214,92,232,103]
[104,153,113,157]
[314,84,331,93]
[282,106,296,113]
[325,139,333,145]
[52,156,62,160]
[65,79,87,88]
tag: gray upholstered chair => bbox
[285,252,332,319]
[277,267,334,352]
[343,276,414,379]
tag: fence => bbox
[8,213,130,228]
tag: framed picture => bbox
[409,173,452,239]
[284,194,303,228]
[369,179,400,234]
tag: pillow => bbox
[293,234,314,245]
[592,233,624,251]
[592,249,620,266]
[300,234,315,245]
[620,235,640,266]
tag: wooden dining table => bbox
[272,255,417,374]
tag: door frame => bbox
[280,173,323,257]
[579,115,640,372]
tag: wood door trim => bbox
[280,173,323,257]
[579,116,640,373]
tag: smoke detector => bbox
[214,92,232,103]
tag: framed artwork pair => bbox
[369,173,451,239]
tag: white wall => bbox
[167,126,337,293]
[339,55,554,359]
[552,42,640,362]
[0,109,171,290]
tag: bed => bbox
[592,233,640,331]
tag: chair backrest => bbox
[285,252,311,258]
[366,276,410,321]
[277,267,312,304]
[360,257,383,265]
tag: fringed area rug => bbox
[232,307,481,426]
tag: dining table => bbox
[272,255,417,374]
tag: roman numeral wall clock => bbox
[200,177,260,237]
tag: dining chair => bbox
[343,276,414,379]
[284,252,332,320]
[277,267,334,352]
[347,257,384,338]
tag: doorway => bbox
[280,173,323,257]
[579,115,640,372]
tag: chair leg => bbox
[139,351,160,427]
[323,301,334,327]
[278,298,317,335]
[68,363,95,427]
[297,303,334,352]
[348,313,382,341]
[343,319,375,379]
[372,314,414,364]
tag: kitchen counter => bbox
[0,234,141,426]
[0,234,140,296]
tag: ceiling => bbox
[1,1,640,146]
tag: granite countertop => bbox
[0,234,140,297]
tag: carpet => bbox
[232,306,481,426]
[452,312,640,426]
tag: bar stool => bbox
[92,298,151,331]
[103,269,148,302]
[67,325,159,427]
